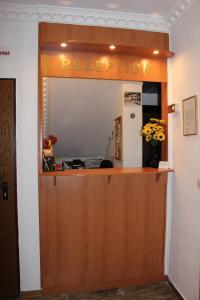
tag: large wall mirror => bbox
[42,77,162,169]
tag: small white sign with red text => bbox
[0,48,11,58]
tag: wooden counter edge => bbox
[39,167,174,177]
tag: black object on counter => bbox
[72,159,85,169]
[99,160,113,168]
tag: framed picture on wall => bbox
[114,116,122,160]
[124,92,141,105]
[182,95,197,136]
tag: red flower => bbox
[43,135,57,149]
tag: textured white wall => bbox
[168,1,200,299]
[0,20,40,291]
[46,78,123,158]
[121,83,143,167]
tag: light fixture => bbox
[60,42,68,48]
[106,2,119,9]
[153,50,159,55]
[60,0,72,5]
[109,44,116,50]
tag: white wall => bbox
[121,83,143,167]
[46,78,122,159]
[0,20,40,291]
[168,1,200,299]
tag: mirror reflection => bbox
[42,77,161,170]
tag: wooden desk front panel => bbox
[39,173,167,293]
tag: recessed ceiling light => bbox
[153,50,159,55]
[60,43,68,48]
[109,44,116,50]
[59,0,72,5]
[106,2,119,9]
[151,12,160,17]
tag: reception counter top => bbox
[40,167,173,177]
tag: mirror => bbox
[43,78,129,161]
[42,77,161,169]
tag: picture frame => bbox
[114,116,122,160]
[124,92,141,105]
[182,95,197,136]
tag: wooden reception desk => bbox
[39,168,173,294]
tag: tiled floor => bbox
[20,282,180,300]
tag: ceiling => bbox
[0,0,195,31]
[0,0,188,18]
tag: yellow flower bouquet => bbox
[141,118,166,146]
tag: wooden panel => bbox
[39,172,168,294]
[40,43,174,59]
[38,48,43,173]
[161,82,168,161]
[39,167,173,177]
[38,23,170,171]
[39,23,170,53]
[0,79,20,298]
[41,52,167,83]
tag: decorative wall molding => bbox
[42,77,48,139]
[0,2,168,32]
[0,0,196,32]
[166,0,196,28]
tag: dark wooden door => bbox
[0,79,20,298]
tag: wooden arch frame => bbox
[38,22,171,171]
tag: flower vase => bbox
[43,146,54,157]
[150,145,159,168]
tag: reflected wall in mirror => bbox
[42,77,161,169]
[42,77,127,162]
